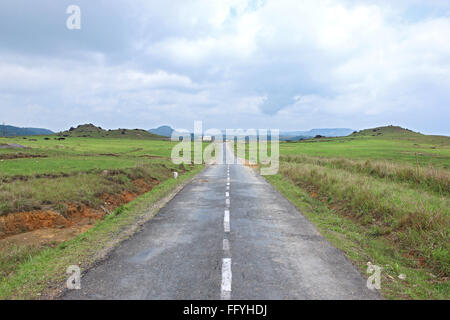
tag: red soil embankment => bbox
[0,178,159,244]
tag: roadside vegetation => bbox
[0,163,186,217]
[280,155,449,195]
[0,126,206,298]
[278,161,449,274]
[240,126,449,299]
[0,166,203,299]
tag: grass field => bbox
[280,134,449,169]
[238,126,449,299]
[0,136,208,214]
[0,137,182,176]
[0,132,206,297]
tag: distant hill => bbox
[280,128,353,140]
[351,125,422,137]
[347,125,450,147]
[149,125,175,137]
[279,135,311,141]
[0,125,54,137]
[59,124,165,139]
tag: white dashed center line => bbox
[224,209,230,233]
[221,258,232,300]
[221,147,232,300]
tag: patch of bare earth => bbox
[0,178,159,247]
[0,153,46,160]
[243,160,259,169]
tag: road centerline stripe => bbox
[224,209,230,232]
[221,258,232,300]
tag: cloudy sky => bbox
[0,0,449,134]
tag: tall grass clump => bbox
[281,155,450,195]
[0,163,177,216]
[279,161,449,276]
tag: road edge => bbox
[256,168,384,299]
[53,165,207,299]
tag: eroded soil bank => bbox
[0,177,159,246]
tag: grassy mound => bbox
[59,124,165,139]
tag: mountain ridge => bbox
[281,128,354,138]
[0,125,54,137]
[149,125,175,137]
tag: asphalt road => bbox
[63,143,381,300]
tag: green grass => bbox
[235,126,449,169]
[0,136,207,216]
[0,244,44,281]
[0,165,204,299]
[0,137,196,176]
[280,137,449,169]
[280,155,449,195]
[0,137,208,176]
[0,164,180,216]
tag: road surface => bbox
[64,143,381,300]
